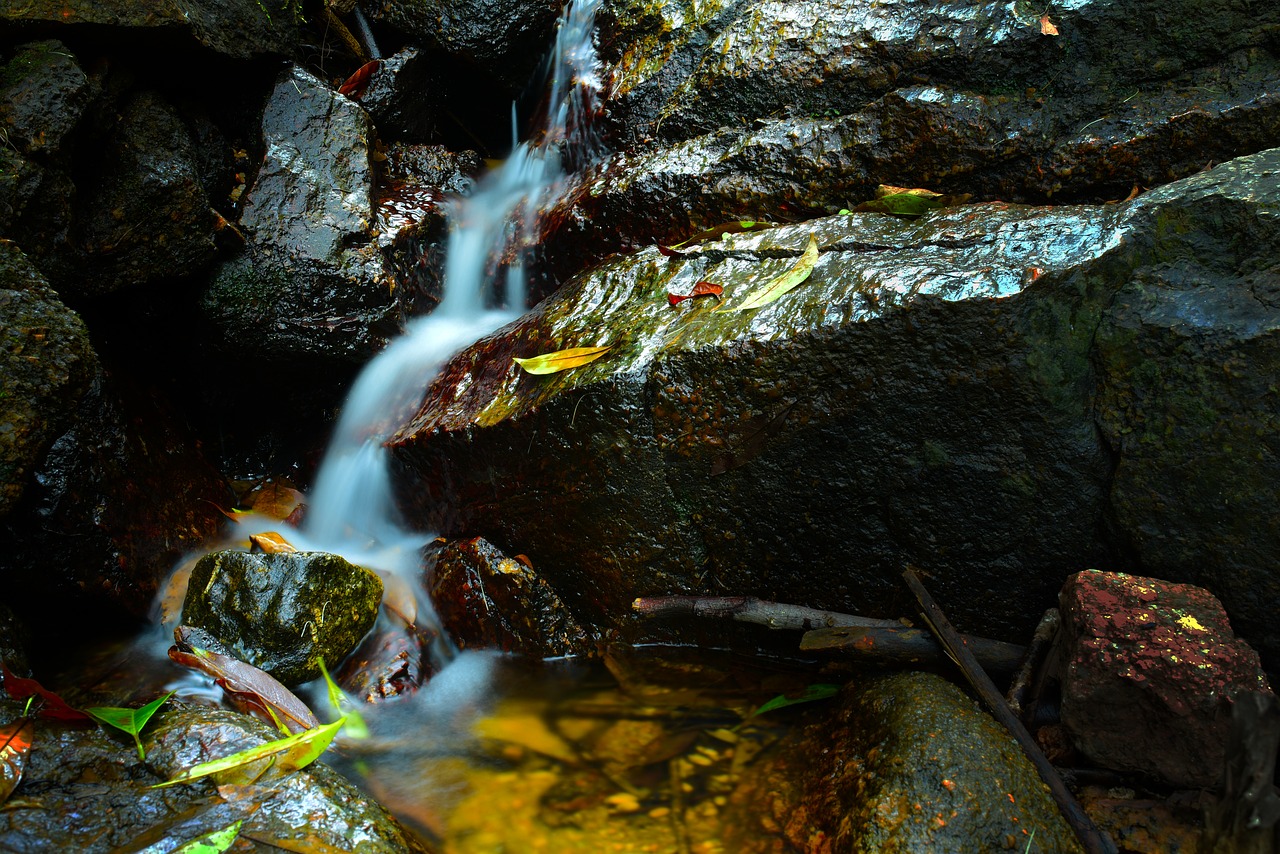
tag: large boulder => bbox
[538,0,1280,290]
[723,671,1082,852]
[390,148,1280,661]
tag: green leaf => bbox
[86,691,174,761]
[168,820,243,854]
[317,657,368,740]
[750,683,840,716]
[513,345,612,375]
[728,233,819,311]
[855,192,944,216]
[154,716,345,789]
[659,220,777,254]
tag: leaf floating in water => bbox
[749,683,841,717]
[658,220,778,255]
[1040,13,1060,35]
[86,691,174,761]
[0,718,33,806]
[668,281,725,307]
[248,531,297,554]
[337,60,380,98]
[513,345,612,375]
[729,233,819,312]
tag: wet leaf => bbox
[338,60,380,98]
[728,233,819,311]
[242,482,306,521]
[86,691,174,761]
[0,664,90,721]
[0,718,33,805]
[1040,13,1059,35]
[318,657,368,740]
[658,220,777,255]
[248,531,297,554]
[750,683,840,716]
[155,717,346,789]
[852,185,971,217]
[169,627,320,735]
[513,345,612,375]
[667,281,724,307]
[167,820,243,854]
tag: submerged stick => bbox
[632,596,900,631]
[901,569,1117,854]
[801,625,1025,672]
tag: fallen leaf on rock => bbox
[0,718,33,805]
[169,627,319,735]
[658,220,777,255]
[164,819,243,854]
[728,234,819,311]
[86,691,174,761]
[249,531,297,554]
[668,281,724,306]
[1040,13,1060,35]
[852,185,972,216]
[338,60,380,98]
[155,717,346,789]
[514,345,612,375]
[0,664,90,721]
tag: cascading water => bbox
[298,0,602,656]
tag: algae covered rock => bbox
[725,671,1081,852]
[182,550,383,685]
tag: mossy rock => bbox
[182,550,383,686]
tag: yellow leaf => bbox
[1040,13,1059,35]
[248,532,297,554]
[154,717,345,789]
[729,234,819,311]
[513,345,612,375]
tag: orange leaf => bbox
[242,482,305,522]
[1040,14,1059,35]
[668,281,724,306]
[338,60,380,98]
[249,532,298,554]
[0,718,33,805]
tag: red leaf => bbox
[338,60,381,98]
[0,718,33,805]
[667,280,724,307]
[1,664,90,722]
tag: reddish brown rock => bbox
[1058,570,1272,789]
[430,537,594,658]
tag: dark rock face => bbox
[368,0,563,95]
[182,550,383,686]
[724,671,1080,852]
[0,241,96,517]
[0,0,299,60]
[0,40,94,158]
[73,91,217,297]
[431,537,595,657]
[391,148,1280,660]
[1058,570,1272,789]
[0,704,423,853]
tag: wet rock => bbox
[724,671,1081,852]
[360,49,449,142]
[385,143,483,197]
[1058,570,1272,789]
[0,703,426,852]
[0,0,299,60]
[0,137,77,281]
[72,90,218,297]
[544,0,1280,284]
[0,601,31,676]
[369,0,562,95]
[182,550,383,686]
[0,40,94,158]
[0,240,96,517]
[430,537,594,657]
[203,66,399,364]
[390,148,1280,657]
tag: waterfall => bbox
[298,0,603,649]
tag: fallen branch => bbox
[902,568,1117,854]
[632,596,900,631]
[801,625,1025,672]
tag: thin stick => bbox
[901,568,1117,854]
[633,596,900,631]
[801,625,1025,672]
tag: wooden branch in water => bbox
[632,595,901,631]
[800,625,1025,673]
[901,568,1118,854]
